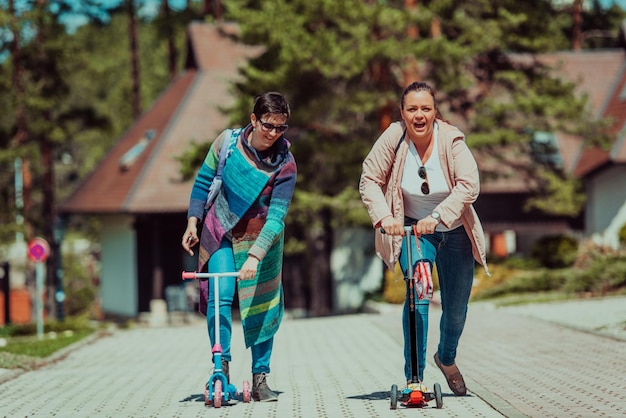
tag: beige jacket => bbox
[359,120,488,273]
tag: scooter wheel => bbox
[213,380,223,408]
[390,384,398,410]
[434,382,443,409]
[242,380,251,403]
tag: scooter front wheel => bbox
[390,384,398,410]
[434,382,443,409]
[213,380,223,408]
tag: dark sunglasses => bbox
[259,119,288,134]
[418,166,430,195]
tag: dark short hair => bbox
[401,81,443,120]
[253,92,291,120]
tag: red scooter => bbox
[386,226,443,410]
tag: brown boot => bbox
[252,373,278,402]
[221,359,229,383]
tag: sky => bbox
[68,1,626,34]
[58,0,194,31]
[60,1,626,30]
[1,0,626,34]
[0,0,195,33]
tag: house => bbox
[59,21,377,320]
[475,47,626,256]
[569,50,626,249]
[539,50,626,250]
[61,22,626,320]
[60,22,262,319]
[582,140,626,250]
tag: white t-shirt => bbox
[401,123,461,232]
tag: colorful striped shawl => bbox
[189,127,297,347]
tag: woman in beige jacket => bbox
[359,82,488,396]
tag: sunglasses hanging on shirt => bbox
[418,166,430,195]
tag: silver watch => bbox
[431,211,441,223]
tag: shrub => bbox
[573,239,618,269]
[382,262,439,304]
[383,263,405,304]
[531,234,579,268]
[500,255,541,270]
[473,268,567,300]
[62,250,98,317]
[471,263,517,300]
[619,223,626,246]
[565,255,626,294]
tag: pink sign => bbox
[28,238,50,262]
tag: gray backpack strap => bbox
[204,129,234,210]
[216,129,233,177]
[394,129,406,154]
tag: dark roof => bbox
[534,51,625,118]
[538,50,626,177]
[61,22,262,214]
[483,50,626,187]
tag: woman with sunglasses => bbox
[182,91,296,402]
[359,82,488,397]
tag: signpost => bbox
[28,238,50,339]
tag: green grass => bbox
[0,317,98,370]
[472,291,575,307]
[381,250,626,308]
[0,329,94,358]
[470,252,626,306]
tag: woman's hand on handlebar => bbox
[414,216,439,235]
[379,216,404,236]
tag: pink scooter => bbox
[181,271,251,408]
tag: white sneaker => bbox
[407,382,428,392]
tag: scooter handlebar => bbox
[181,271,240,280]
[379,226,413,235]
[181,271,197,280]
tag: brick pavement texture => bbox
[0,311,502,417]
[0,295,625,417]
[458,298,626,418]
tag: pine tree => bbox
[218,0,619,314]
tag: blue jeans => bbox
[399,225,474,381]
[207,239,273,374]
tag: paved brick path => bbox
[0,296,625,417]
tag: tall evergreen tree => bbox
[0,0,93,318]
[225,0,415,315]
[0,0,195,318]
[219,0,616,314]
